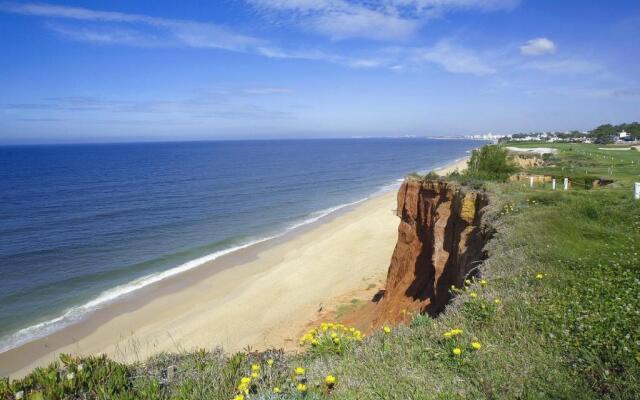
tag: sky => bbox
[0,0,639,144]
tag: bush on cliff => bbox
[466,145,517,181]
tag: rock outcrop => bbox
[373,179,490,324]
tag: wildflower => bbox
[297,383,307,393]
[325,374,337,386]
[471,341,482,350]
[240,377,251,384]
[480,279,487,286]
[383,326,391,334]
[233,395,244,400]
[451,328,463,336]
[267,359,274,367]
[273,387,281,393]
[251,372,259,378]
[77,363,84,372]
[295,367,305,375]
[453,347,462,356]
[311,339,319,346]
[469,292,478,298]
[330,332,338,338]
[66,372,75,380]
[251,364,260,372]
[536,273,544,279]
[465,279,471,285]
[15,391,24,400]
[333,337,340,344]
[494,298,501,304]
[443,331,453,339]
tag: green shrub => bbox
[466,145,518,181]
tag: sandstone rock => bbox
[373,179,490,325]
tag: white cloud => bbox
[248,0,518,41]
[520,37,556,56]
[1,2,499,76]
[0,2,262,50]
[414,40,496,75]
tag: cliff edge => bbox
[343,178,491,329]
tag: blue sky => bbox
[0,0,639,143]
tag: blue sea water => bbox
[0,139,480,352]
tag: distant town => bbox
[465,122,640,144]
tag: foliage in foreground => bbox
[2,143,640,399]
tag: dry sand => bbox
[0,157,468,378]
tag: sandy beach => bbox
[0,157,468,378]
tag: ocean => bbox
[0,138,480,352]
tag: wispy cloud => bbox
[0,1,508,77]
[521,58,602,75]
[0,2,262,50]
[242,87,295,95]
[248,0,519,41]
[410,39,496,75]
[3,89,296,120]
[520,37,556,56]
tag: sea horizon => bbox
[0,136,485,147]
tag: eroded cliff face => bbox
[372,179,490,325]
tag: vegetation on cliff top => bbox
[465,145,518,182]
[2,143,639,399]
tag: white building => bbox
[619,131,629,139]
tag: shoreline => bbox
[0,157,469,378]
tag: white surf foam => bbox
[0,197,370,353]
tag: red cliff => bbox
[372,179,490,325]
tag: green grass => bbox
[2,143,639,399]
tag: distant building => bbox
[619,131,629,139]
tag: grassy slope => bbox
[2,143,639,399]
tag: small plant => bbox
[299,322,363,355]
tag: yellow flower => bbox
[469,292,477,298]
[251,372,259,379]
[251,364,260,372]
[383,326,391,334]
[453,347,462,356]
[443,331,453,339]
[330,332,338,338]
[267,359,274,367]
[233,395,244,400]
[272,387,281,393]
[311,339,319,346]
[295,367,305,375]
[494,298,501,304]
[471,341,482,350]
[536,273,544,279]
[480,279,487,286]
[297,383,307,392]
[325,374,337,385]
[240,377,251,384]
[333,337,340,344]
[465,279,471,285]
